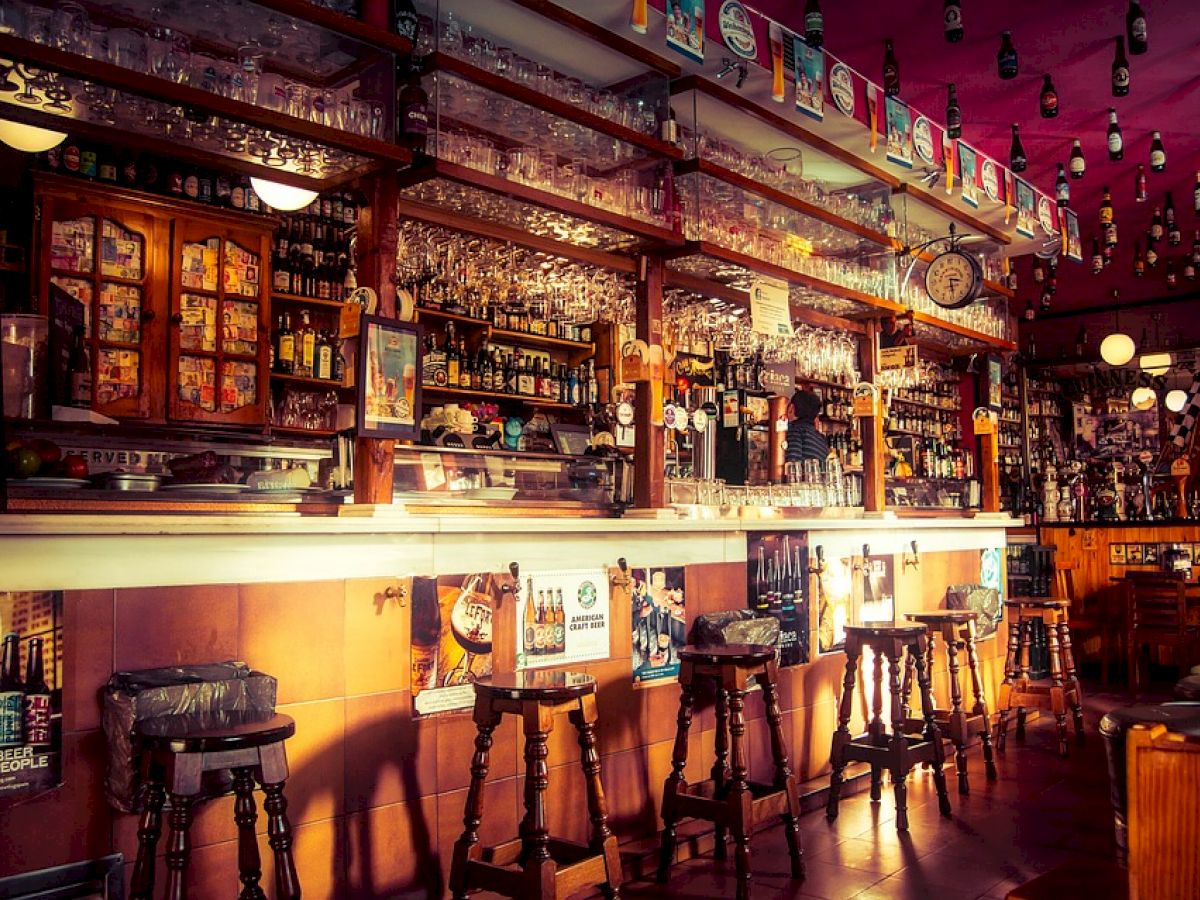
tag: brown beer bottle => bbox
[0,633,23,747]
[410,578,441,694]
[23,637,51,747]
[554,588,566,654]
[523,580,537,658]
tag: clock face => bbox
[924,250,981,309]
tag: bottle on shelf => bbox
[275,313,295,375]
[297,310,316,378]
[397,62,430,154]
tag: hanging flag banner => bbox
[912,116,934,165]
[630,0,649,34]
[1038,195,1057,236]
[768,21,786,102]
[942,133,955,194]
[665,0,705,63]
[792,37,825,121]
[981,158,1001,203]
[866,83,879,152]
[829,61,855,117]
[718,1,757,59]
[884,95,913,168]
[1063,208,1083,262]
[1014,177,1036,238]
[957,142,979,208]
[1003,170,1014,224]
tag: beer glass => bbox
[769,22,785,103]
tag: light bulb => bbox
[1131,386,1156,410]
[249,177,319,212]
[1139,352,1172,375]
[1099,332,1136,366]
[1166,389,1188,413]
[0,120,67,153]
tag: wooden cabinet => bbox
[34,175,273,426]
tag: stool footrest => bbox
[672,778,793,826]
[469,839,613,898]
[842,736,942,767]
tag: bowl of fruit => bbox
[5,437,89,487]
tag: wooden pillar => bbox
[634,255,665,510]
[860,320,886,513]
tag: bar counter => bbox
[0,509,1016,893]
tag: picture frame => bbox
[356,315,422,440]
[1109,542,1127,565]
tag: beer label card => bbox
[515,570,611,671]
[629,567,687,685]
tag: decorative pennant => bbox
[1003,169,1014,224]
[665,0,705,64]
[867,83,879,152]
[1063,208,1083,262]
[793,37,825,121]
[942,132,955,194]
[630,0,648,34]
[769,21,786,102]
[1014,177,1036,238]
[981,158,1000,203]
[884,95,913,168]
[957,142,979,208]
[912,116,934,165]
[1037,195,1058,236]
[717,1,757,59]
[829,61,855,117]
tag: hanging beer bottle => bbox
[997,32,1018,80]
[944,0,963,43]
[1009,124,1027,173]
[1126,0,1148,55]
[945,83,962,139]
[1112,36,1130,97]
[1149,131,1166,172]
[1107,108,1124,161]
[882,39,900,97]
[1069,138,1085,180]
[1040,74,1058,118]
[1055,163,1070,208]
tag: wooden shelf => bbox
[250,0,413,56]
[888,395,958,413]
[910,310,1018,352]
[270,425,337,437]
[414,308,491,328]
[271,372,352,391]
[421,384,581,410]
[271,293,354,310]
[490,328,594,354]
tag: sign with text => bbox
[411,574,498,716]
[747,533,809,666]
[750,275,792,336]
[631,567,687,684]
[516,570,611,671]
[878,344,918,372]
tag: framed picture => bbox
[356,315,422,439]
[884,95,913,168]
[985,355,1003,411]
[1143,543,1160,565]
[1126,543,1144,565]
[1063,208,1083,262]
[1109,542,1127,565]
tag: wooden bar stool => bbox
[130,711,299,900]
[657,644,803,900]
[448,671,621,900]
[827,625,952,831]
[902,611,998,795]
[994,598,1085,757]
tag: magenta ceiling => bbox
[751,0,1200,317]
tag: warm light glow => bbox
[1099,332,1136,366]
[249,177,319,212]
[0,120,67,153]
[1166,389,1189,413]
[784,234,813,257]
[1139,352,1172,375]
[1131,386,1157,410]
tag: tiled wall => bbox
[2,550,1008,898]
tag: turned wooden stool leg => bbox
[912,635,952,818]
[1045,615,1070,757]
[521,703,556,899]
[164,794,194,900]
[130,775,166,900]
[964,621,998,781]
[758,662,803,880]
[900,641,916,722]
[994,615,1022,752]
[726,686,753,900]
[657,668,695,883]
[943,626,969,795]
[232,767,267,900]
[1015,618,1034,742]
[571,694,622,900]
[256,740,300,900]
[1057,618,1086,742]
[869,649,885,802]
[827,635,861,820]
[711,687,730,860]
[886,645,911,831]
[450,698,501,900]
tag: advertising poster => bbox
[1014,177,1036,238]
[0,591,63,806]
[1063,208,1083,262]
[792,38,824,122]
[665,0,705,63]
[516,569,610,671]
[631,567,687,684]
[884,95,913,169]
[859,556,895,624]
[411,574,497,716]
[815,552,854,654]
[957,142,979,208]
[359,317,420,438]
[747,533,810,666]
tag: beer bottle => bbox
[1099,187,1114,225]
[1135,164,1147,203]
[1107,108,1124,161]
[804,0,823,49]
[1166,258,1178,289]
[0,633,23,747]
[396,63,429,155]
[944,0,963,43]
[1069,138,1085,180]
[945,84,962,139]
[1166,192,1180,245]
[410,578,441,694]
[1009,124,1027,173]
[1039,74,1058,118]
[1126,0,1147,55]
[1091,237,1104,275]
[1149,207,1163,244]
[1145,241,1158,268]
[554,588,566,654]
[1133,240,1145,277]
[534,591,547,656]
[1149,131,1166,173]
[997,32,1018,80]
[23,637,51,747]
[523,579,537,658]
[1055,164,1069,208]
[882,39,900,97]
[1112,37,1130,97]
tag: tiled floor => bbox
[613,687,1134,900]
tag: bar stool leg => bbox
[726,687,753,900]
[657,672,695,883]
[994,615,1022,752]
[758,663,803,880]
[1015,619,1033,742]
[943,628,969,795]
[1045,616,1070,758]
[886,646,911,832]
[964,622,998,781]
[232,767,267,900]
[130,776,166,900]
[450,699,501,900]
[521,703,556,899]
[827,635,861,820]
[869,649,885,803]
[1057,619,1086,743]
[711,687,730,860]
[164,794,194,900]
[571,694,622,900]
[912,636,952,819]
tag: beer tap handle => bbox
[500,561,521,603]
[613,557,631,587]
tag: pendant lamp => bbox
[1099,288,1135,366]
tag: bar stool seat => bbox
[449,671,621,900]
[903,610,998,794]
[131,710,300,900]
[1176,675,1200,700]
[657,644,803,900]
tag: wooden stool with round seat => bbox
[827,624,952,831]
[657,644,803,900]
[448,671,621,900]
[994,598,1085,757]
[130,710,300,900]
[902,610,998,794]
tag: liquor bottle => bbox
[392,0,418,42]
[1135,164,1147,202]
[1069,138,1085,179]
[410,578,441,693]
[1149,206,1164,243]
[659,105,679,145]
[1100,186,1114,225]
[97,149,118,183]
[944,0,962,42]
[444,324,459,387]
[1055,164,1069,208]
[457,337,471,389]
[276,313,295,375]
[586,360,599,404]
[523,578,536,659]
[1166,193,1180,245]
[1112,36,1130,97]
[299,310,316,378]
[0,632,23,747]
[1185,245,1197,281]
[945,83,961,139]
[1166,258,1178,289]
[1126,0,1147,54]
[397,63,429,154]
[1148,131,1167,173]
[22,638,51,747]
[1133,240,1145,277]
[1040,74,1058,118]
[517,353,535,396]
[67,325,91,407]
[316,330,334,381]
[554,588,566,654]
[1107,108,1124,161]
[997,31,1018,80]
[795,0,822,48]
[231,177,247,210]
[1009,124,1027,173]
[299,223,315,297]
[1091,237,1104,275]
[882,39,900,97]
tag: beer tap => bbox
[853,543,870,576]
[499,561,521,604]
[611,557,632,590]
[382,581,408,608]
[715,57,749,88]
[903,540,920,571]
[808,545,826,577]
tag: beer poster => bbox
[664,0,705,64]
[0,591,63,806]
[792,37,824,122]
[815,552,854,654]
[1014,177,1037,239]
[884,95,913,169]
[957,142,979,208]
[859,556,895,625]
[631,567,687,684]
[410,574,496,716]
[746,533,810,667]
[515,570,611,671]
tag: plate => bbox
[7,477,89,488]
[160,483,248,494]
